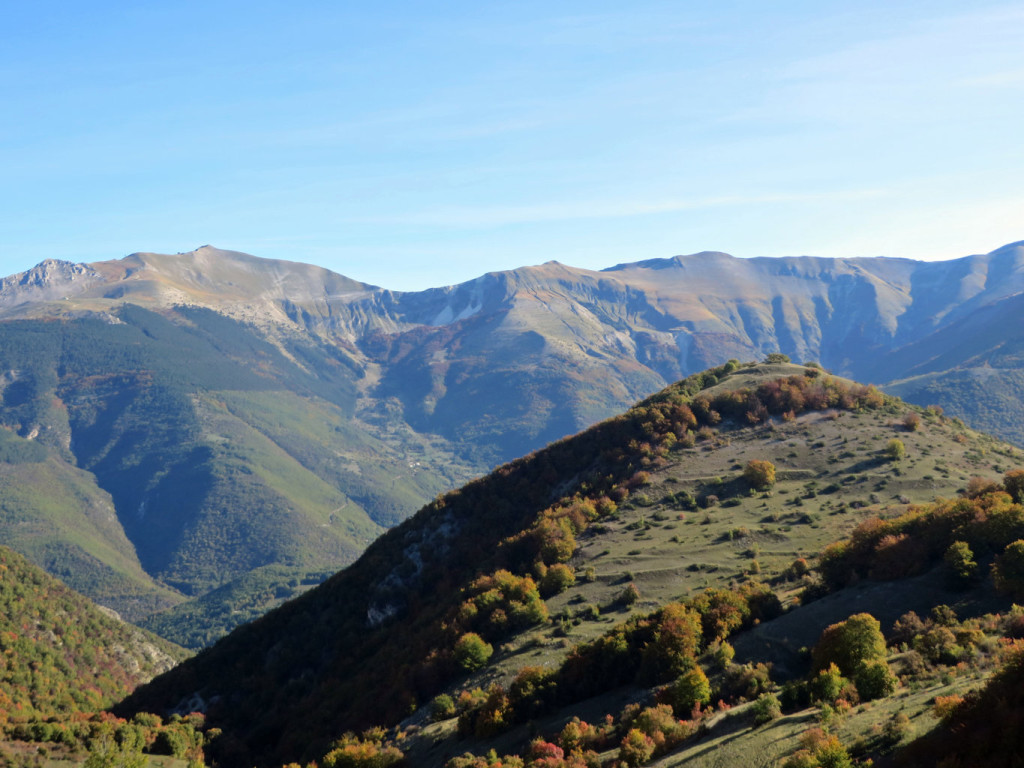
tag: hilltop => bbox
[117,361,1024,767]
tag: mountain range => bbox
[1,241,1024,643]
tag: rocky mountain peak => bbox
[0,258,101,307]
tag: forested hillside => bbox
[0,546,185,720]
[119,361,1024,767]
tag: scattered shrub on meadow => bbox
[886,438,906,461]
[752,692,782,724]
[743,460,777,491]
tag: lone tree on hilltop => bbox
[764,352,790,364]
[744,460,777,491]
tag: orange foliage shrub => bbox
[932,694,964,723]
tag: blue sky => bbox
[2,1,1023,290]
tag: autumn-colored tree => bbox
[743,460,776,491]
[508,666,557,719]
[890,611,926,646]
[539,563,576,597]
[712,641,735,669]
[967,475,1002,498]
[619,729,656,768]
[913,626,960,665]
[431,693,456,722]
[470,685,510,738]
[810,663,847,704]
[454,633,493,672]
[534,517,577,563]
[943,541,977,583]
[752,692,782,724]
[558,716,614,755]
[459,570,548,638]
[666,667,711,716]
[720,661,773,701]
[83,732,146,768]
[811,613,886,676]
[886,438,906,461]
[782,730,854,768]
[639,602,703,681]
[932,695,965,723]
[619,582,641,606]
[627,704,693,755]
[321,731,404,768]
[691,588,749,643]
[869,532,927,580]
[525,738,564,763]
[812,736,854,768]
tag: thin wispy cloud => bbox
[954,69,1024,88]
[354,189,887,229]
[0,2,1021,286]
[770,4,1024,120]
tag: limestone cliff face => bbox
[0,258,102,307]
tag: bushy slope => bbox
[0,546,186,721]
[894,649,1024,768]
[117,362,1020,767]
